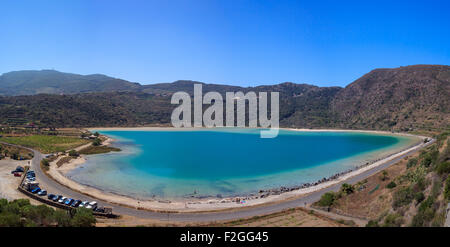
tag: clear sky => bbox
[1,0,449,87]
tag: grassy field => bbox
[0,135,90,153]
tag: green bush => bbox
[0,198,97,227]
[382,213,403,227]
[92,138,102,146]
[392,186,414,209]
[406,158,418,168]
[365,220,379,227]
[436,161,450,175]
[444,176,450,200]
[386,181,397,189]
[414,192,425,204]
[340,183,354,195]
[68,150,79,157]
[317,192,337,207]
[70,208,96,227]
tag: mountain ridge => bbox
[0,65,448,131]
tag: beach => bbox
[41,127,428,212]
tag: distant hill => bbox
[0,65,448,131]
[0,70,141,96]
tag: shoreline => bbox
[42,127,430,212]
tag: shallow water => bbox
[67,129,420,199]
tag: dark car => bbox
[31,187,41,194]
[71,200,82,207]
[48,194,56,200]
[53,195,62,202]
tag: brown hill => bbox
[0,65,448,131]
[331,65,450,131]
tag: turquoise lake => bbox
[67,129,420,199]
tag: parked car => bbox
[31,187,41,194]
[71,200,82,208]
[64,198,74,206]
[48,194,56,200]
[53,195,62,202]
[85,201,98,210]
[11,166,25,174]
[79,201,89,208]
[94,207,105,213]
[37,190,47,196]
[58,197,67,203]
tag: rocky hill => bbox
[0,65,448,131]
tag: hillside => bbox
[331,65,450,131]
[0,65,448,131]
[0,70,141,96]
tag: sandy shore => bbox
[42,127,428,212]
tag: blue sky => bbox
[1,0,449,87]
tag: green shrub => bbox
[436,161,450,175]
[382,213,403,227]
[444,176,450,200]
[340,183,354,195]
[406,158,418,168]
[92,138,102,146]
[366,220,379,227]
[386,181,397,189]
[70,208,96,227]
[68,150,79,157]
[317,192,337,207]
[392,186,414,209]
[414,192,425,204]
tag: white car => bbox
[79,201,89,208]
[58,197,67,203]
[85,201,98,209]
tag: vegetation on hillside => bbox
[0,198,96,227]
[318,131,450,227]
[0,65,448,131]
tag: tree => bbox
[380,170,388,181]
[92,138,102,146]
[70,208,96,227]
[340,183,354,195]
[386,181,397,189]
[317,192,337,207]
[94,132,100,137]
[53,210,71,227]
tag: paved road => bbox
[18,139,433,223]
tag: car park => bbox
[37,190,47,196]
